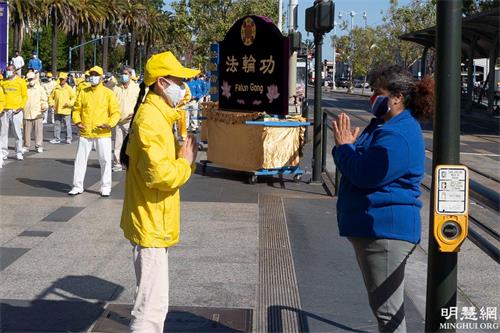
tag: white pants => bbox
[130,245,169,333]
[113,122,130,166]
[0,109,24,156]
[72,137,112,193]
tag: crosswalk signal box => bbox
[433,165,469,252]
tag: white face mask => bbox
[89,76,100,86]
[28,80,35,87]
[5,71,13,78]
[162,80,185,107]
[121,74,130,83]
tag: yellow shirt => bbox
[72,83,120,138]
[50,84,75,115]
[113,81,140,124]
[0,86,5,113]
[120,92,195,248]
[2,76,28,110]
[24,84,48,120]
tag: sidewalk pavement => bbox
[0,123,431,332]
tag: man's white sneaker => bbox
[101,191,111,197]
[68,188,83,196]
[37,147,44,153]
[65,139,72,144]
[16,153,23,160]
[50,139,61,144]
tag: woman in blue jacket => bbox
[332,65,434,333]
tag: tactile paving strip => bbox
[256,194,303,333]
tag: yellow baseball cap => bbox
[89,66,104,76]
[46,72,53,78]
[144,51,200,86]
[59,72,68,79]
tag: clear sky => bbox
[162,0,411,61]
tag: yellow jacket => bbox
[24,84,48,120]
[113,81,140,124]
[50,84,75,115]
[72,83,120,138]
[76,81,90,96]
[2,76,28,110]
[0,87,5,113]
[120,92,195,248]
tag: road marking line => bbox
[460,152,500,157]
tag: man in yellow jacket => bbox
[49,72,75,144]
[120,51,199,332]
[1,64,28,161]
[69,66,120,197]
[112,66,140,172]
[42,72,57,124]
[23,72,48,153]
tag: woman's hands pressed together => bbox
[179,134,198,165]
[332,113,360,147]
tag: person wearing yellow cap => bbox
[1,64,28,161]
[23,72,48,153]
[119,51,199,332]
[49,72,75,144]
[42,71,57,124]
[68,65,120,197]
[76,70,90,97]
[111,66,140,172]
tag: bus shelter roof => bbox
[400,6,499,60]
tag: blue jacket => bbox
[28,58,42,71]
[332,109,425,244]
[187,79,203,100]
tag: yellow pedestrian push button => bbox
[433,165,469,252]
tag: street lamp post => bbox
[331,22,337,90]
[33,27,42,56]
[68,33,130,72]
[137,41,145,76]
[348,11,355,93]
[363,11,367,28]
[91,34,97,66]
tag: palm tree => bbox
[121,0,147,69]
[44,0,77,74]
[101,0,127,72]
[9,0,41,53]
[71,0,107,71]
[137,5,170,59]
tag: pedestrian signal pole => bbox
[425,1,463,331]
[305,0,335,183]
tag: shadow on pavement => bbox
[55,159,100,168]
[16,177,71,193]
[0,275,124,332]
[267,305,369,333]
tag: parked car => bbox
[336,78,350,88]
[354,79,370,88]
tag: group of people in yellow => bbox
[0,59,195,199]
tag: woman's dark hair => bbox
[368,65,435,121]
[120,82,148,169]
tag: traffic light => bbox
[305,1,335,34]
